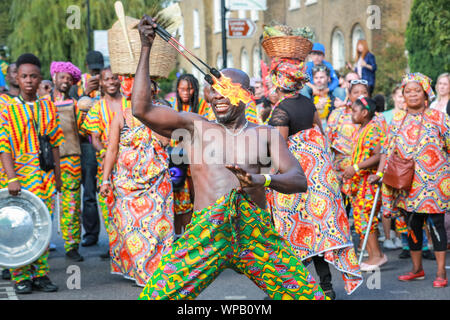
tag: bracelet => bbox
[99,149,106,156]
[8,177,18,184]
[263,174,271,187]
[353,164,360,172]
[101,180,111,186]
[376,171,384,178]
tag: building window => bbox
[240,48,249,75]
[193,9,200,49]
[177,22,185,51]
[214,0,221,33]
[289,0,301,10]
[250,10,259,21]
[331,28,345,71]
[227,52,234,68]
[305,0,317,6]
[252,46,261,78]
[352,24,366,60]
[216,52,234,69]
[192,67,204,93]
[217,53,223,69]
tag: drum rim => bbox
[0,188,52,268]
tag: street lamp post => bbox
[221,0,227,68]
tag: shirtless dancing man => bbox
[133,16,326,300]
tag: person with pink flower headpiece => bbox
[48,61,85,262]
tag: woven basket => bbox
[262,36,313,61]
[108,16,177,78]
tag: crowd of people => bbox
[0,17,449,299]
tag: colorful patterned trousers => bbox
[59,156,82,252]
[11,196,52,283]
[139,189,326,300]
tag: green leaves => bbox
[405,0,450,84]
[7,0,166,79]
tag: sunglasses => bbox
[350,79,368,85]
[312,65,329,73]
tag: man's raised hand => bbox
[138,15,157,47]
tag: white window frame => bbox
[352,24,366,60]
[214,0,222,33]
[331,29,346,71]
[252,46,261,78]
[240,48,249,75]
[193,9,201,49]
[289,0,301,10]
[305,0,318,6]
[250,10,259,21]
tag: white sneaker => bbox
[394,237,403,249]
[383,239,397,250]
[378,235,386,242]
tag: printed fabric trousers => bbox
[139,189,327,300]
[59,156,82,252]
[11,197,52,283]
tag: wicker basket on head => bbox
[108,16,177,78]
[262,36,313,61]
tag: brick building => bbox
[175,0,412,87]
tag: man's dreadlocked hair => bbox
[175,74,200,114]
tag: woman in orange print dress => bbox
[369,73,450,288]
[100,107,174,287]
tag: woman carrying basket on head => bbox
[368,73,450,288]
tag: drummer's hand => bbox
[225,165,264,190]
[368,174,381,185]
[8,180,21,196]
[138,15,157,47]
[99,184,112,198]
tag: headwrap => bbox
[270,58,309,92]
[401,72,435,101]
[50,61,82,84]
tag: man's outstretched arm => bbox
[132,15,201,138]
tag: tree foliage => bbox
[373,28,408,107]
[405,0,450,83]
[7,0,167,79]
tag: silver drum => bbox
[0,188,52,268]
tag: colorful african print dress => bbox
[81,97,131,229]
[342,118,387,236]
[140,189,327,300]
[326,105,359,184]
[380,109,450,217]
[270,127,363,295]
[0,97,63,283]
[109,123,174,287]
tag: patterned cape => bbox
[270,127,362,295]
